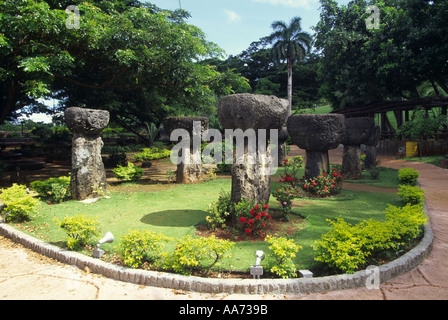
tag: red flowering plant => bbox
[278,156,304,189]
[272,185,295,221]
[235,199,271,238]
[303,167,344,197]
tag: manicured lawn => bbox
[12,166,402,276]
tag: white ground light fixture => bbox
[92,232,114,259]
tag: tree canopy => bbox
[314,0,448,110]
[0,0,248,141]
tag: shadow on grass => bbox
[140,210,208,227]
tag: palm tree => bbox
[267,17,312,112]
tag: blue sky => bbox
[145,0,351,57]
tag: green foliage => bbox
[398,108,447,141]
[113,162,144,181]
[398,168,420,186]
[278,156,304,188]
[272,185,295,221]
[169,235,235,276]
[30,176,71,203]
[55,215,100,250]
[315,0,448,108]
[385,204,428,243]
[134,148,170,162]
[117,230,171,268]
[265,235,302,279]
[205,191,232,230]
[313,203,428,274]
[303,167,344,197]
[0,184,39,222]
[398,185,425,205]
[235,199,271,238]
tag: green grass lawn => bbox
[12,165,402,276]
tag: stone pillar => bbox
[287,114,346,180]
[342,117,375,179]
[277,127,289,166]
[218,94,289,222]
[365,125,380,170]
[65,107,110,201]
[164,117,209,184]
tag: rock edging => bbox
[0,211,433,295]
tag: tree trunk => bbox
[287,58,293,113]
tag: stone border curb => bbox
[0,210,433,295]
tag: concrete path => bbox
[1,151,447,300]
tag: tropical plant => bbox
[266,16,312,110]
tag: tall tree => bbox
[0,0,248,139]
[314,0,448,110]
[266,17,312,111]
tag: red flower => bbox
[261,211,266,217]
[248,219,254,225]
[254,204,260,210]
[240,217,247,223]
[267,215,272,220]
[255,215,261,220]
[263,204,269,209]
[246,228,252,234]
[250,208,255,215]
[261,223,266,227]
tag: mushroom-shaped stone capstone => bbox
[287,114,346,179]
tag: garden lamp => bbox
[92,232,114,259]
[250,250,265,279]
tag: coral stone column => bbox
[287,114,346,180]
[218,94,289,218]
[164,117,209,184]
[342,117,375,179]
[65,107,110,201]
[365,125,380,170]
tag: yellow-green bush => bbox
[265,235,302,279]
[116,230,171,268]
[398,185,425,205]
[134,147,170,162]
[313,204,427,274]
[169,235,234,276]
[112,162,144,181]
[0,184,39,222]
[55,215,100,250]
[398,168,420,186]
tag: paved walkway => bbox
[1,151,447,300]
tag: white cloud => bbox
[252,0,317,9]
[224,10,242,23]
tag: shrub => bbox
[303,168,343,197]
[234,199,271,238]
[265,235,302,279]
[272,185,295,220]
[398,168,420,186]
[113,162,144,181]
[30,176,71,203]
[134,147,170,162]
[55,215,100,250]
[313,217,370,274]
[398,185,425,205]
[205,190,232,230]
[385,204,428,243]
[314,204,428,274]
[278,156,304,188]
[169,235,234,276]
[117,230,171,268]
[0,184,39,222]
